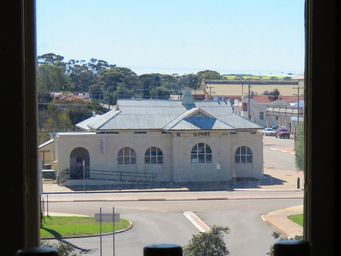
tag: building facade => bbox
[39,94,264,185]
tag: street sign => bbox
[95,213,120,223]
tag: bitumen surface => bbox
[42,172,304,239]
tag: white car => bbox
[262,127,276,136]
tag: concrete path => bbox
[261,204,303,238]
[42,168,304,193]
[42,168,304,239]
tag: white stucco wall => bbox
[230,132,263,179]
[172,132,232,182]
[250,103,268,128]
[51,130,263,183]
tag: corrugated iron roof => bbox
[75,114,100,131]
[166,117,234,130]
[77,99,260,131]
[38,139,54,149]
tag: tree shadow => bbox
[41,226,62,240]
[41,226,91,253]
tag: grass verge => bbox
[41,216,131,239]
[288,214,303,227]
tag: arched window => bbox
[117,147,136,165]
[145,147,163,164]
[235,146,252,163]
[191,143,212,164]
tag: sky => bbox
[36,0,305,76]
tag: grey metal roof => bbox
[77,99,260,131]
[87,110,120,130]
[75,114,100,131]
[166,117,234,130]
[38,139,54,149]
[163,107,234,130]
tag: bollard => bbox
[144,244,182,256]
[297,177,300,189]
[16,247,59,256]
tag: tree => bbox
[57,111,73,131]
[65,59,94,92]
[41,241,80,256]
[99,67,140,103]
[183,225,230,256]
[88,58,116,74]
[38,53,65,65]
[37,64,66,92]
[295,124,304,170]
[263,89,280,101]
[197,70,222,88]
[177,74,199,90]
[139,73,162,98]
[150,86,170,99]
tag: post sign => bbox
[95,213,120,223]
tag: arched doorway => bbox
[69,147,90,179]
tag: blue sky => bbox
[37,0,305,75]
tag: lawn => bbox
[41,216,131,239]
[288,214,303,227]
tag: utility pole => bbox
[113,206,115,256]
[207,85,213,99]
[294,86,300,123]
[293,86,302,129]
[82,160,86,191]
[247,83,251,120]
[241,83,244,100]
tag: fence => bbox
[59,169,157,184]
[56,168,69,185]
[90,169,157,183]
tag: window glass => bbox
[118,147,136,165]
[145,147,163,165]
[235,146,253,164]
[191,143,212,164]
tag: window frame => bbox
[191,143,213,164]
[117,147,137,165]
[145,146,163,164]
[235,146,253,164]
[6,0,336,255]
[259,111,264,120]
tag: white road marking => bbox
[183,211,210,233]
[270,147,295,155]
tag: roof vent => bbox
[182,88,195,109]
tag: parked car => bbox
[261,127,276,136]
[275,127,290,139]
[271,125,279,131]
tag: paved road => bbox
[263,135,296,172]
[43,197,303,256]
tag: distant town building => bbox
[200,79,304,101]
[50,92,91,103]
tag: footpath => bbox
[42,168,304,239]
[262,205,303,238]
